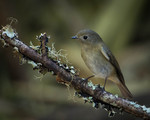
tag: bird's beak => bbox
[72,35,78,39]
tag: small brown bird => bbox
[72,29,132,98]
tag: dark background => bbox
[0,0,150,120]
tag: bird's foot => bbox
[101,86,105,91]
[83,75,95,83]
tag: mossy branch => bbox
[0,25,150,120]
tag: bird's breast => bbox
[81,44,114,79]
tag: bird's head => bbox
[72,29,102,45]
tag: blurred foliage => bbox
[0,0,150,120]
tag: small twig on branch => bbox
[38,33,49,59]
[0,24,150,120]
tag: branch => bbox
[0,25,150,120]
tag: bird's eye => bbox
[83,36,88,40]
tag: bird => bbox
[72,29,133,99]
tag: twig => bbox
[0,25,150,120]
[39,33,49,59]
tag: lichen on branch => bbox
[0,24,150,120]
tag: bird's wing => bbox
[100,44,125,85]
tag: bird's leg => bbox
[83,75,95,82]
[103,77,108,90]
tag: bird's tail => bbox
[117,83,133,99]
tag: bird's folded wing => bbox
[100,44,125,85]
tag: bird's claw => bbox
[84,75,95,82]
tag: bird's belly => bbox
[82,50,114,79]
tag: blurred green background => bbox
[0,0,150,120]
